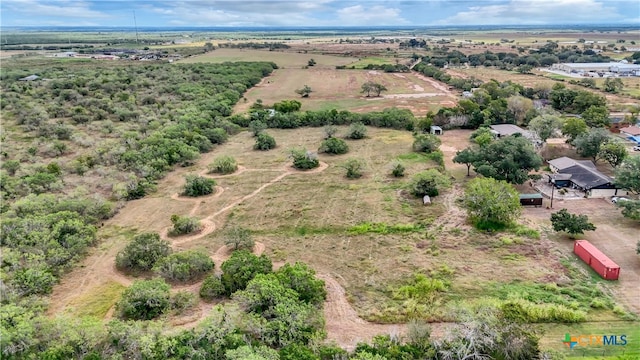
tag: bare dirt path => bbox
[411,71,459,100]
[48,161,329,318]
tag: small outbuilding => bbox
[422,195,431,205]
[19,75,39,81]
[430,126,443,135]
[519,193,543,207]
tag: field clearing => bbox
[48,126,639,351]
[233,68,456,115]
[178,48,357,68]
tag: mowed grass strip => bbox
[66,281,126,318]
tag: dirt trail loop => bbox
[411,71,459,100]
[318,274,451,351]
[49,161,328,318]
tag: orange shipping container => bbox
[573,240,620,280]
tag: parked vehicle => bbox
[611,196,630,204]
[633,145,640,151]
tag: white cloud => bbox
[336,4,409,26]
[3,0,109,19]
[435,0,622,25]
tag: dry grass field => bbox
[179,48,357,68]
[48,126,639,352]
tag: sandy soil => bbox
[524,199,640,315]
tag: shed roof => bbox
[489,124,536,141]
[519,193,543,199]
[19,75,39,81]
[620,126,640,136]
[548,157,595,171]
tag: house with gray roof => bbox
[547,157,628,198]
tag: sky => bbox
[1,0,639,28]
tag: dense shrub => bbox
[346,122,368,139]
[182,175,216,197]
[168,214,202,236]
[412,134,441,153]
[409,169,451,197]
[275,262,326,306]
[248,119,267,136]
[115,232,171,272]
[116,278,171,320]
[254,132,276,150]
[290,148,319,170]
[171,291,197,314]
[318,138,349,155]
[208,155,237,174]
[153,250,214,282]
[390,161,405,177]
[199,274,226,301]
[340,158,365,179]
[221,250,272,295]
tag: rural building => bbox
[489,124,540,146]
[519,193,543,207]
[430,126,443,135]
[551,62,640,77]
[619,125,640,138]
[547,157,628,198]
[573,240,620,280]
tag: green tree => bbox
[340,158,365,179]
[273,100,302,113]
[470,136,542,184]
[116,278,171,320]
[249,120,268,136]
[295,85,312,98]
[550,209,596,238]
[182,175,216,197]
[470,127,494,147]
[290,148,319,170]
[561,117,588,143]
[323,125,338,139]
[574,128,611,161]
[226,345,280,360]
[200,274,226,301]
[603,77,624,93]
[616,200,640,222]
[361,81,387,97]
[168,214,202,236]
[528,114,562,142]
[319,138,349,155]
[208,155,238,175]
[153,250,215,282]
[463,177,521,229]
[221,250,272,295]
[506,96,534,125]
[412,134,441,153]
[453,148,477,176]
[115,232,171,272]
[224,226,255,251]
[597,141,627,167]
[409,169,451,197]
[254,132,277,151]
[275,262,326,306]
[581,105,610,127]
[346,122,368,139]
[614,156,640,194]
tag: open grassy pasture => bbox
[179,48,358,68]
[49,126,638,355]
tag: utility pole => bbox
[133,10,139,44]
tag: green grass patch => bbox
[509,224,541,239]
[348,57,395,69]
[67,281,126,318]
[540,321,640,359]
[347,222,425,235]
